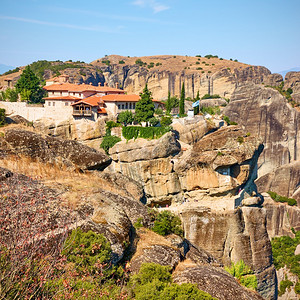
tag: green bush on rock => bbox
[152,211,183,237]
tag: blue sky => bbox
[0,0,299,73]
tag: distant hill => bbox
[0,64,15,75]
[277,67,300,78]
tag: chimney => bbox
[98,82,102,86]
[104,82,108,87]
[89,82,93,85]
[115,82,119,89]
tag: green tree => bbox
[166,91,172,113]
[179,83,185,116]
[0,108,6,126]
[195,90,200,100]
[135,84,155,124]
[4,88,18,102]
[15,66,45,103]
[152,211,183,237]
[118,110,134,126]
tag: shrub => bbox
[225,260,257,291]
[267,191,297,206]
[160,116,172,127]
[200,106,221,115]
[182,60,186,62]
[122,126,171,140]
[155,108,164,115]
[223,115,237,125]
[149,117,159,127]
[119,60,125,64]
[271,231,300,278]
[237,136,244,144]
[195,55,201,57]
[134,217,144,229]
[196,61,200,65]
[295,281,300,294]
[152,211,183,237]
[100,135,121,154]
[62,229,112,276]
[0,108,6,126]
[201,94,221,100]
[197,67,203,70]
[130,263,216,300]
[278,279,293,296]
[118,110,134,126]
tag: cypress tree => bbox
[166,91,172,113]
[135,84,155,124]
[179,82,185,116]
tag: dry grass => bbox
[0,154,135,209]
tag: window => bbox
[118,105,121,109]
[48,102,51,106]
[122,104,124,109]
[125,103,128,109]
[129,103,132,109]
[53,102,55,106]
[65,102,69,106]
[133,103,136,109]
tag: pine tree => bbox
[179,82,185,116]
[135,84,155,123]
[15,66,45,103]
[195,90,200,100]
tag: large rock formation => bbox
[284,71,300,105]
[223,83,300,182]
[0,128,111,170]
[110,125,263,207]
[33,117,108,149]
[179,205,276,299]
[256,162,300,202]
[130,228,264,300]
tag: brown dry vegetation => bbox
[92,54,250,74]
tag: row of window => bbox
[117,103,136,110]
[47,101,72,106]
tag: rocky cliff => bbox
[0,55,283,101]
[223,83,300,201]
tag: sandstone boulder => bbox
[284,71,300,105]
[1,128,111,171]
[173,263,264,300]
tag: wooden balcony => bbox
[72,110,92,117]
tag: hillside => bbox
[0,54,284,100]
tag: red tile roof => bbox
[43,95,81,101]
[71,95,103,107]
[44,83,124,93]
[97,108,107,114]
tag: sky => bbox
[0,0,299,73]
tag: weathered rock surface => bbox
[224,83,300,179]
[262,193,300,238]
[256,161,300,202]
[171,116,217,145]
[0,167,150,263]
[173,263,264,300]
[130,228,263,300]
[33,117,108,146]
[1,128,111,171]
[284,71,300,105]
[277,267,299,300]
[180,205,277,299]
[110,126,262,206]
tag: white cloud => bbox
[132,0,170,13]
[0,15,122,34]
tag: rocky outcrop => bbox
[284,71,300,105]
[0,128,111,170]
[130,228,263,300]
[262,193,300,238]
[224,83,300,178]
[173,263,264,300]
[180,205,277,299]
[0,166,150,263]
[256,161,300,202]
[33,117,108,149]
[109,126,262,206]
